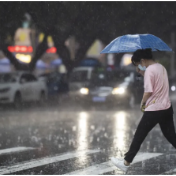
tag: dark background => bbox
[0,1,175,72]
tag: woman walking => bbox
[111,48,175,172]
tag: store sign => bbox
[8,46,57,53]
[46,47,57,53]
[14,28,31,46]
[8,46,33,53]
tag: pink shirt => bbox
[144,63,171,111]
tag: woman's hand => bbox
[140,102,146,112]
[136,66,145,76]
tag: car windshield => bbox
[0,73,17,83]
[69,70,88,82]
[90,71,132,86]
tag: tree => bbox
[0,2,49,71]
[1,2,176,72]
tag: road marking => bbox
[0,147,35,156]
[65,152,163,175]
[0,149,100,175]
[160,168,176,175]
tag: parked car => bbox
[38,72,69,101]
[0,72,47,108]
[69,68,144,108]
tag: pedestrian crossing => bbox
[64,153,163,175]
[0,146,35,156]
[162,168,176,175]
[0,148,100,175]
[0,146,175,175]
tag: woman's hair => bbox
[131,48,153,66]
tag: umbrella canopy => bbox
[100,34,172,54]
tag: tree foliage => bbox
[0,2,176,71]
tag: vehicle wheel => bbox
[39,91,46,106]
[14,92,22,109]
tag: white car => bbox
[0,72,47,107]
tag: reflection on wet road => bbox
[0,103,176,174]
[114,112,126,152]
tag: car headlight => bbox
[80,88,89,95]
[112,87,125,95]
[0,88,10,93]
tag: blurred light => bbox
[16,54,31,63]
[114,111,127,151]
[171,86,176,91]
[112,87,125,95]
[107,54,114,65]
[15,46,20,52]
[21,46,27,52]
[121,54,132,66]
[8,46,15,52]
[99,74,105,79]
[79,112,88,118]
[77,112,88,151]
[77,112,89,166]
[39,33,44,42]
[28,46,33,52]
[124,57,131,65]
[8,46,33,53]
[80,88,89,95]
[46,47,57,53]
[8,46,56,53]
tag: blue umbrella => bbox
[100,34,172,54]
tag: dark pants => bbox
[124,105,175,163]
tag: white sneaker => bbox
[111,157,130,172]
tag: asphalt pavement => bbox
[0,98,176,175]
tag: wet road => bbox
[0,99,176,175]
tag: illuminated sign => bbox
[8,46,57,53]
[14,28,31,46]
[8,46,33,53]
[46,47,57,53]
[15,54,32,63]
